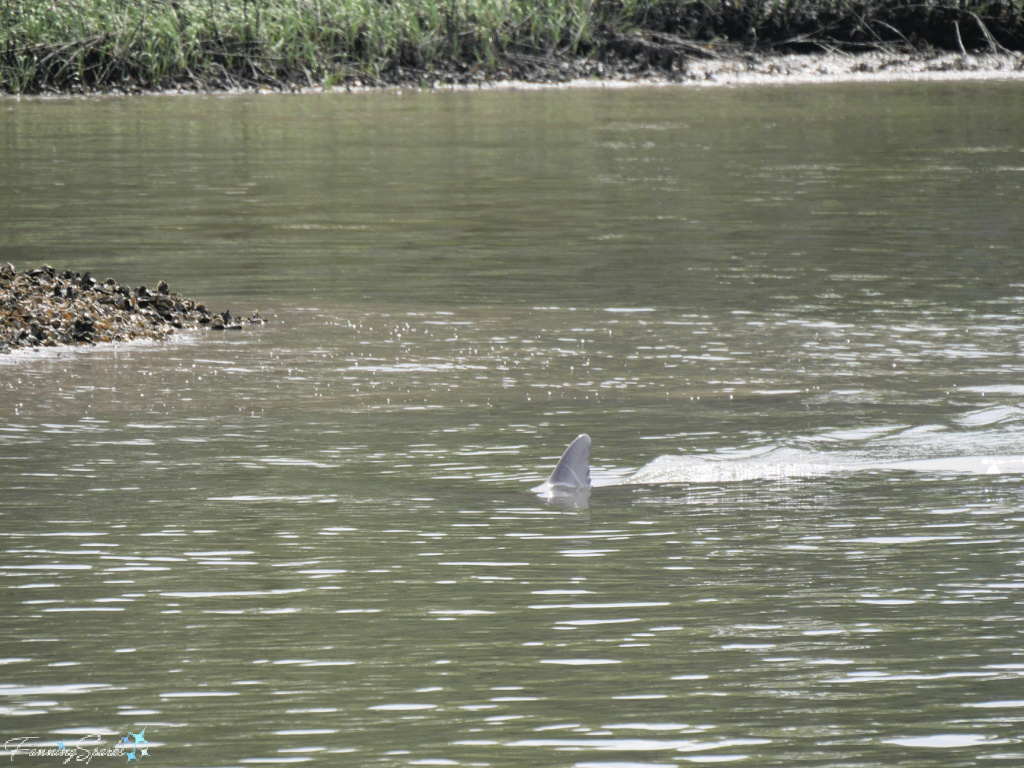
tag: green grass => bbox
[2,1,1023,94]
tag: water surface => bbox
[2,82,1024,767]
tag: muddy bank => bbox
[0,264,262,354]
[8,46,1023,98]
[666,49,1024,86]
[359,49,1024,92]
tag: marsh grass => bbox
[2,1,1023,94]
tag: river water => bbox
[2,82,1024,767]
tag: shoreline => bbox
[674,50,1024,87]
[4,50,1023,100]
[420,50,1024,92]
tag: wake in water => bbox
[624,446,839,486]
[537,406,1024,498]
[623,447,1024,486]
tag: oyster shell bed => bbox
[0,263,263,353]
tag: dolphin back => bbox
[543,434,591,492]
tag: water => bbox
[2,81,1024,767]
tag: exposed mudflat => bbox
[677,50,1024,86]
[389,50,1024,93]
[218,49,1024,96]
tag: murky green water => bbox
[2,82,1024,767]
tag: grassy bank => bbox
[2,1,1024,94]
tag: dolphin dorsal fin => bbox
[546,434,591,491]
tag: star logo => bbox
[119,729,152,761]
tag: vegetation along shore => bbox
[2,1,1023,95]
[0,264,263,354]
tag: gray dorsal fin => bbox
[546,434,591,490]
